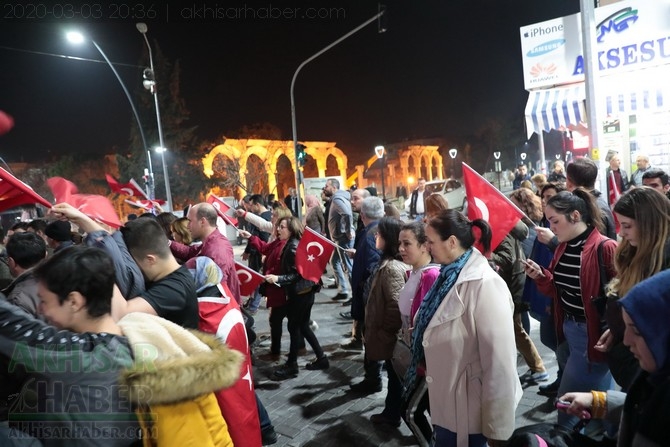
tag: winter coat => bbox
[327,190,353,244]
[422,250,522,446]
[490,221,528,305]
[364,258,406,361]
[248,235,288,307]
[1,269,42,319]
[351,221,381,320]
[276,238,314,298]
[118,313,243,447]
[534,228,617,363]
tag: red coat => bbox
[248,236,288,308]
[535,228,617,362]
[171,229,241,304]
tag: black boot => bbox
[273,362,299,380]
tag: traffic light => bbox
[296,143,307,167]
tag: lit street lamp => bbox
[66,31,154,200]
[374,145,386,200]
[448,148,458,178]
[137,22,172,212]
[494,151,502,190]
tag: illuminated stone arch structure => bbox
[203,139,348,196]
[397,145,444,183]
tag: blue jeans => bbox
[255,393,273,431]
[557,319,613,428]
[248,287,263,312]
[431,425,487,447]
[331,241,353,295]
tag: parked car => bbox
[404,178,467,213]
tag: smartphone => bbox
[555,399,591,419]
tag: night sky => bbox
[0,1,581,166]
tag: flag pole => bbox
[304,226,351,252]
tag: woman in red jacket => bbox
[524,187,617,429]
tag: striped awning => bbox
[525,84,586,138]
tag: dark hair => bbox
[401,220,428,245]
[249,194,266,206]
[642,167,669,186]
[280,216,304,240]
[428,209,491,253]
[546,188,604,233]
[10,222,30,232]
[156,212,177,240]
[566,158,598,188]
[6,232,47,269]
[540,181,567,197]
[376,217,402,260]
[27,219,48,235]
[34,246,114,318]
[121,218,171,259]
[137,212,158,220]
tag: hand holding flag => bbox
[296,227,336,283]
[234,261,265,296]
[207,194,239,228]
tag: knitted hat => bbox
[44,220,71,242]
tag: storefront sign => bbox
[520,0,670,90]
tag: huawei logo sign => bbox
[530,63,557,78]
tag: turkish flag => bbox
[296,227,336,283]
[207,194,239,227]
[462,163,525,254]
[234,261,265,296]
[124,199,166,210]
[47,177,123,229]
[106,174,149,199]
[608,170,621,233]
[197,282,261,447]
[0,167,52,212]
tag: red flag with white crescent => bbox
[47,177,123,229]
[296,227,336,283]
[106,174,149,199]
[234,261,265,296]
[207,194,239,227]
[197,282,261,447]
[461,163,525,254]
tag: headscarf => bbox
[186,256,223,293]
[402,248,473,400]
[619,268,670,378]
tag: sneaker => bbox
[339,311,353,320]
[273,363,299,379]
[309,320,319,331]
[332,292,349,301]
[325,283,338,289]
[341,339,363,350]
[261,426,278,445]
[370,413,401,427]
[520,369,549,383]
[538,377,561,396]
[349,379,382,394]
[341,298,353,306]
[305,355,329,370]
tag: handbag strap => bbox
[596,239,609,296]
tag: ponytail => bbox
[471,219,491,254]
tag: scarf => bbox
[402,248,473,400]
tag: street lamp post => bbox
[494,151,502,190]
[375,146,386,200]
[448,148,458,178]
[137,23,172,212]
[65,31,154,200]
[290,9,386,220]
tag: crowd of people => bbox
[1,155,670,446]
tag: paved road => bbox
[239,244,558,446]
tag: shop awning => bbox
[525,84,586,138]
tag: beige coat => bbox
[364,258,407,361]
[421,250,522,446]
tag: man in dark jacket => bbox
[2,232,47,319]
[491,221,548,383]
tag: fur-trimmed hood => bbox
[117,312,243,405]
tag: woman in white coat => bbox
[403,209,522,447]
